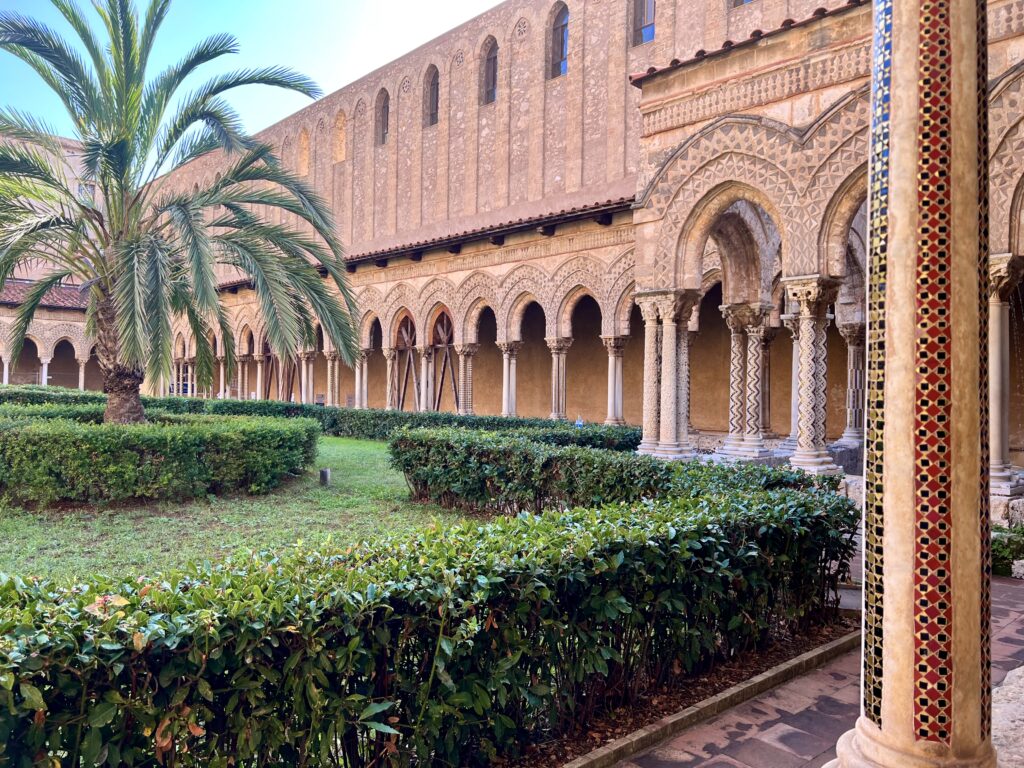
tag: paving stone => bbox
[616,580,1024,768]
[723,738,807,767]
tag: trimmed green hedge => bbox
[389,427,675,513]
[0,386,642,447]
[0,493,857,766]
[0,409,320,505]
[388,427,845,515]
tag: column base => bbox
[604,418,626,426]
[776,436,798,454]
[991,462,1024,497]
[789,449,842,475]
[831,718,996,768]
[550,412,566,421]
[833,429,865,449]
[718,434,748,458]
[637,438,661,456]
[652,442,697,461]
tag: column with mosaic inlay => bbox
[383,348,396,411]
[455,344,479,416]
[718,304,752,459]
[836,323,867,448]
[830,0,996,764]
[546,338,572,421]
[784,278,840,475]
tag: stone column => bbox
[988,253,1024,496]
[742,316,772,459]
[831,0,996,764]
[236,358,244,400]
[354,350,367,409]
[38,357,49,387]
[546,338,572,420]
[418,346,434,412]
[784,279,839,475]
[835,323,867,448]
[455,344,479,416]
[360,351,370,409]
[256,358,265,400]
[383,348,396,410]
[3,357,9,386]
[217,356,225,398]
[601,337,627,426]
[719,305,752,458]
[657,292,699,459]
[498,342,521,418]
[778,315,800,453]
[187,359,195,397]
[637,297,661,454]
[77,359,87,391]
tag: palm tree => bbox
[0,0,357,423]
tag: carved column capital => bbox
[357,349,371,364]
[326,351,340,362]
[783,276,840,316]
[838,322,867,348]
[635,294,662,324]
[721,303,766,333]
[781,313,800,338]
[989,252,1024,301]
[497,341,522,358]
[601,336,627,357]
[416,345,434,361]
[382,347,397,362]
[546,337,573,354]
[454,343,479,358]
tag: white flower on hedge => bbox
[1013,560,1024,580]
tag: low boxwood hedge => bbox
[0,386,642,447]
[389,427,676,513]
[0,409,320,505]
[0,492,857,766]
[388,427,845,514]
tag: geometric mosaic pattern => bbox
[913,0,954,743]
[863,0,891,730]
[976,0,993,740]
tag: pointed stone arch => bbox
[498,264,552,341]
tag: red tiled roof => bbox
[346,195,636,266]
[0,280,88,311]
[629,1,868,88]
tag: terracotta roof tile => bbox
[0,280,88,311]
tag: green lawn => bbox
[0,437,463,582]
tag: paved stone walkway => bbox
[619,577,1024,768]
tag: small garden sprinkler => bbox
[575,415,584,429]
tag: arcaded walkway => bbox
[618,577,1024,768]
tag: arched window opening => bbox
[296,128,310,176]
[632,0,655,45]
[333,112,347,162]
[431,311,459,411]
[549,5,569,79]
[482,38,499,105]
[424,66,440,127]
[394,315,419,411]
[376,89,390,146]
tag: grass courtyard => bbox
[0,436,463,582]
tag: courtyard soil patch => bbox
[503,618,858,768]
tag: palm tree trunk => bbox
[96,296,146,424]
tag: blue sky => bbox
[0,0,501,137]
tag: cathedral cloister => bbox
[3,0,1024,488]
